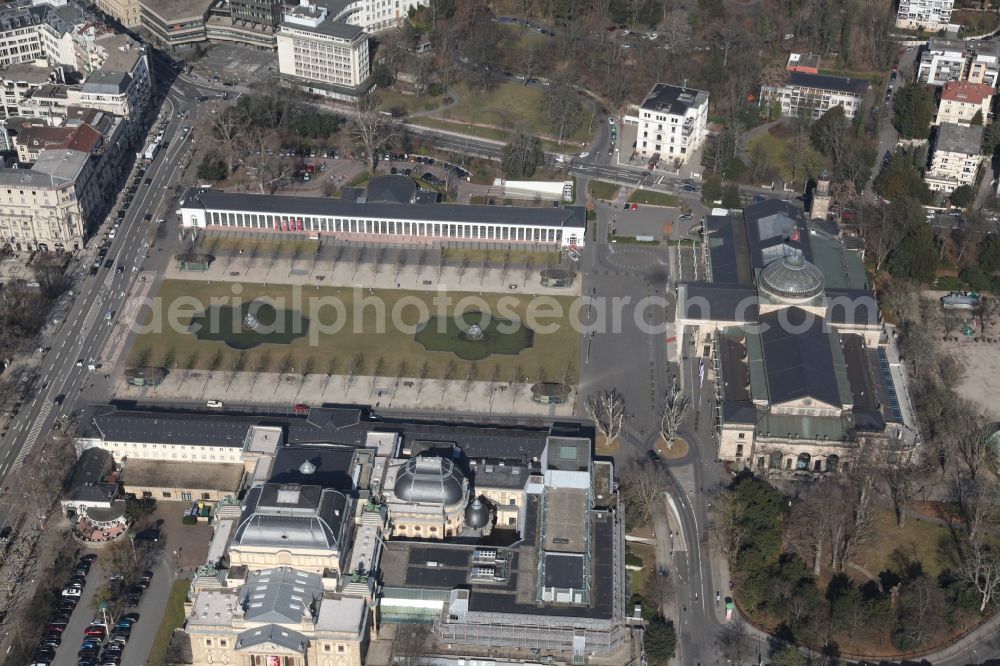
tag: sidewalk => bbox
[164,249,582,297]
[112,367,575,417]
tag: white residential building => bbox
[0,148,97,251]
[896,0,954,30]
[760,71,871,119]
[935,80,993,126]
[919,37,1000,86]
[918,38,967,85]
[925,122,984,193]
[277,0,371,100]
[0,1,84,69]
[634,83,709,166]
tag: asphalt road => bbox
[0,51,212,662]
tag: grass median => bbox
[147,579,190,666]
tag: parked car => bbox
[293,403,310,414]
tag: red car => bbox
[84,626,106,639]
[293,403,310,414]
[630,203,638,211]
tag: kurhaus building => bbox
[676,199,918,474]
[73,405,626,665]
[178,186,587,249]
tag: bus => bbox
[144,141,160,162]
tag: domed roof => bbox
[465,496,492,529]
[393,456,466,506]
[759,251,824,302]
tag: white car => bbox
[577,151,590,158]
[62,587,82,597]
[206,400,224,408]
[608,116,616,125]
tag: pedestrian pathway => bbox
[113,367,576,417]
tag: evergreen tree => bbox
[889,217,938,283]
[644,616,677,664]
[971,109,984,126]
[892,82,934,139]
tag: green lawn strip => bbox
[627,189,680,207]
[375,88,448,115]
[588,181,621,200]
[856,508,952,579]
[131,280,580,382]
[441,81,591,145]
[746,132,830,186]
[147,579,190,666]
[410,117,511,143]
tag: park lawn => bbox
[375,87,448,115]
[411,116,510,142]
[589,181,621,201]
[440,81,591,145]
[130,280,580,382]
[854,507,952,579]
[147,579,191,666]
[628,189,680,207]
[746,131,830,186]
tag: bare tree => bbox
[345,353,364,397]
[274,352,294,394]
[440,359,456,399]
[585,389,626,445]
[250,352,272,391]
[394,250,408,284]
[210,109,250,177]
[620,458,669,525]
[463,362,478,400]
[323,355,339,394]
[659,376,689,450]
[964,535,1000,612]
[296,356,316,400]
[415,360,430,398]
[349,93,395,172]
[368,356,385,397]
[717,618,750,665]
[226,353,247,391]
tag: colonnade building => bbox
[178,187,587,249]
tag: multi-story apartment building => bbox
[935,80,993,125]
[1,31,150,124]
[276,0,371,99]
[919,37,1000,86]
[760,71,871,119]
[0,62,62,118]
[918,38,967,84]
[925,122,985,193]
[0,148,96,251]
[95,0,141,28]
[0,0,84,69]
[633,82,709,166]
[896,0,954,30]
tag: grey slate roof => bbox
[81,71,131,95]
[88,407,252,447]
[759,307,842,408]
[66,448,116,503]
[268,445,358,489]
[233,484,350,551]
[366,174,416,204]
[936,122,984,155]
[785,71,871,95]
[236,624,309,652]
[639,83,708,114]
[679,282,759,322]
[240,567,322,624]
[180,188,588,230]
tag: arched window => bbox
[826,454,840,473]
[768,450,783,470]
[796,453,811,470]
